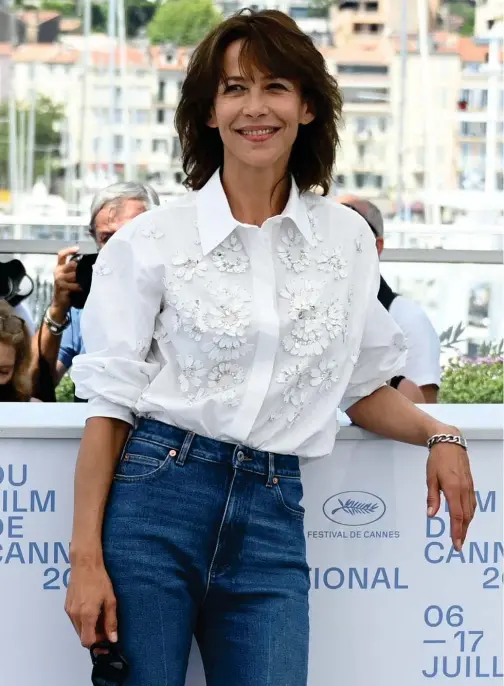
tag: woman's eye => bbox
[267,82,288,91]
[224,84,245,93]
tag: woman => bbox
[66,10,475,686]
[0,300,33,402]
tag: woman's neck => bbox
[221,159,290,227]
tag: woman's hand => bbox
[65,559,118,648]
[426,436,476,552]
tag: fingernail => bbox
[110,631,118,643]
[456,540,462,551]
[427,507,434,516]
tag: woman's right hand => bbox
[65,560,118,648]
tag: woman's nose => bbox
[242,88,269,117]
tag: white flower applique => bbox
[317,247,348,280]
[186,388,206,406]
[277,227,311,273]
[281,281,350,357]
[201,284,253,362]
[141,224,164,239]
[93,259,112,277]
[176,355,207,393]
[222,389,240,407]
[172,252,208,281]
[276,362,312,405]
[281,280,329,357]
[175,299,207,342]
[162,278,181,309]
[207,363,245,389]
[310,358,339,392]
[212,233,250,274]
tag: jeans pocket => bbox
[274,477,305,520]
[114,437,173,482]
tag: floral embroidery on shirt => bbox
[276,362,312,405]
[175,300,207,341]
[277,228,311,273]
[93,261,112,277]
[176,355,207,393]
[172,253,208,281]
[141,225,164,239]
[201,284,252,361]
[326,302,347,340]
[212,233,250,274]
[207,363,245,389]
[186,387,206,406]
[355,239,363,253]
[317,248,348,280]
[222,389,240,407]
[281,280,329,357]
[310,358,339,392]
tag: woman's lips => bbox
[236,127,280,143]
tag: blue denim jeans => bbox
[102,419,310,686]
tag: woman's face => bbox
[208,40,314,172]
[0,340,15,385]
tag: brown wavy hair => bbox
[175,9,342,195]
[0,300,32,401]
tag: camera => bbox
[0,259,34,307]
[70,253,98,309]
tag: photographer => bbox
[31,182,160,395]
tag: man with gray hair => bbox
[31,182,160,394]
[339,195,441,403]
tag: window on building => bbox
[357,143,367,160]
[378,116,388,132]
[114,108,122,124]
[114,86,122,102]
[339,64,388,75]
[175,172,183,184]
[135,110,149,124]
[369,23,382,33]
[460,122,487,137]
[468,284,490,328]
[172,136,182,159]
[340,1,359,9]
[157,109,165,124]
[113,135,123,153]
[153,139,168,154]
[354,173,367,188]
[336,174,346,186]
[341,86,389,102]
[480,89,488,108]
[497,172,503,191]
[158,81,165,102]
[365,1,378,9]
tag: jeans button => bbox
[237,450,245,462]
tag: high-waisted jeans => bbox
[103,418,310,686]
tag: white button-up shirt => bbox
[72,171,406,458]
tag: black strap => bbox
[378,275,399,311]
[32,322,57,403]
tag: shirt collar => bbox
[196,169,317,256]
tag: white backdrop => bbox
[0,430,502,685]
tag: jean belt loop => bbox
[266,452,275,488]
[176,431,195,466]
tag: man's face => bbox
[93,198,148,249]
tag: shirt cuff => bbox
[85,396,134,425]
[340,381,387,413]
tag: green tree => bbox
[126,0,158,37]
[0,96,64,189]
[148,0,221,46]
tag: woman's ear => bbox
[208,108,218,129]
[300,101,315,126]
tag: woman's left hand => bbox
[426,440,476,552]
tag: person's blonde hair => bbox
[0,300,32,401]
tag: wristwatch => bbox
[44,308,71,336]
[427,434,468,451]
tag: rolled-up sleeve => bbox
[71,230,164,424]
[340,261,408,413]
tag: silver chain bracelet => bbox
[427,434,468,451]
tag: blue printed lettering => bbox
[0,464,28,487]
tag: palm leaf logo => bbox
[331,498,379,516]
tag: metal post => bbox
[18,108,26,193]
[485,33,500,193]
[117,0,131,181]
[8,0,18,212]
[79,0,91,198]
[396,0,408,224]
[108,0,117,180]
[27,69,36,191]
[417,0,440,225]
